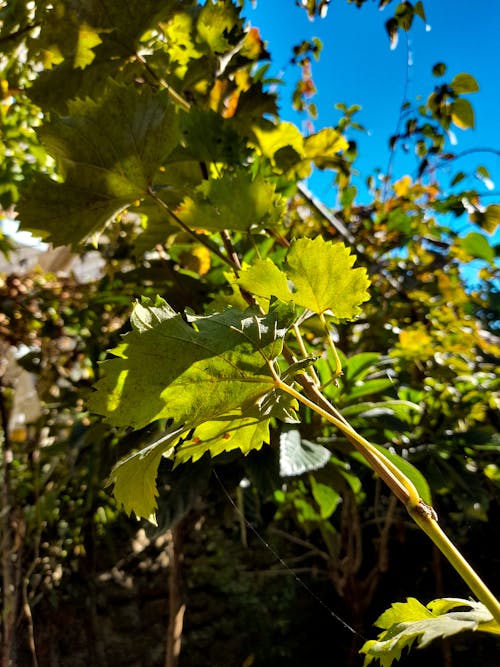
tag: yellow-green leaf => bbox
[304,127,349,169]
[361,597,497,667]
[285,237,371,319]
[451,73,479,94]
[451,98,475,129]
[237,258,293,307]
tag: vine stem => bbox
[319,312,342,378]
[409,508,500,624]
[274,375,500,624]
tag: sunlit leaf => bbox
[458,232,494,262]
[175,388,299,464]
[162,11,203,69]
[361,598,498,666]
[480,204,500,233]
[451,73,480,94]
[451,98,475,129]
[303,127,349,169]
[310,476,340,518]
[196,0,242,54]
[285,237,371,319]
[385,17,399,49]
[175,412,271,464]
[372,445,432,504]
[252,121,304,164]
[74,23,103,69]
[237,258,293,306]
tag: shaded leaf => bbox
[18,83,180,246]
[432,62,446,77]
[177,171,285,232]
[107,426,185,523]
[342,352,381,382]
[89,297,295,430]
[342,399,421,424]
[345,378,395,401]
[172,108,247,163]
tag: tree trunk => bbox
[165,518,188,667]
[0,379,18,667]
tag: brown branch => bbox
[0,23,40,47]
[0,372,18,667]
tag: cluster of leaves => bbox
[1,1,499,665]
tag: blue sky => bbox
[245,0,500,222]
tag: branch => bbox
[275,374,500,625]
[0,23,40,47]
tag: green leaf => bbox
[174,385,299,465]
[451,73,480,94]
[279,427,331,477]
[162,11,204,69]
[345,378,395,401]
[342,400,421,424]
[451,98,475,129]
[372,445,432,504]
[196,0,242,54]
[177,171,285,232]
[343,352,382,382]
[88,297,295,430]
[459,232,494,262]
[482,204,500,233]
[432,62,446,77]
[361,597,497,666]
[74,23,103,69]
[252,121,305,170]
[303,127,349,169]
[175,412,271,464]
[237,258,293,307]
[310,476,340,519]
[107,426,185,523]
[285,237,371,319]
[414,2,426,22]
[18,82,180,246]
[450,170,466,186]
[172,109,246,163]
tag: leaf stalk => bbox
[275,376,500,624]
